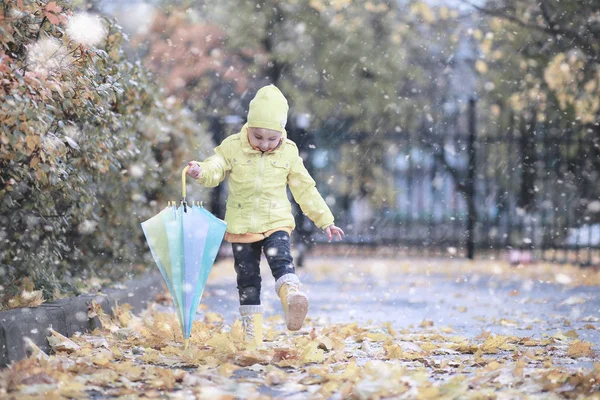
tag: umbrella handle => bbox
[181,166,191,212]
[182,165,190,201]
[181,165,205,211]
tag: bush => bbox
[0,1,210,302]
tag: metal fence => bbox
[300,100,600,266]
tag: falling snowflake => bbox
[67,13,107,47]
[26,37,71,73]
[78,220,98,234]
[129,164,145,178]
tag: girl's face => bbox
[248,127,282,152]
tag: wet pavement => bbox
[200,256,600,369]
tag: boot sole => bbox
[286,293,309,331]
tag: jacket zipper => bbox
[252,152,265,232]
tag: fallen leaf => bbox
[564,330,579,339]
[206,333,237,355]
[318,336,335,351]
[499,319,518,327]
[272,347,299,363]
[299,341,325,364]
[420,319,434,328]
[47,328,80,353]
[7,290,45,309]
[475,329,490,340]
[481,335,507,354]
[567,340,595,358]
[234,350,272,367]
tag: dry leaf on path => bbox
[567,340,595,358]
[47,328,80,353]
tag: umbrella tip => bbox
[184,339,189,350]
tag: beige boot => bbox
[275,274,309,331]
[239,305,263,348]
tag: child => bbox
[187,84,344,346]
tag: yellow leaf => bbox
[140,348,159,364]
[299,341,325,364]
[564,330,579,339]
[420,319,434,328]
[234,350,272,367]
[481,335,506,354]
[384,322,397,336]
[473,348,484,363]
[25,134,40,152]
[113,361,144,381]
[485,360,502,371]
[499,318,517,327]
[475,329,491,340]
[206,332,237,355]
[111,346,123,360]
[552,331,569,342]
[420,342,438,353]
[113,302,133,327]
[317,336,335,351]
[92,352,112,366]
[567,340,595,358]
[334,360,361,380]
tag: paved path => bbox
[199,257,599,370]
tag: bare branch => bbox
[538,0,597,55]
[460,0,597,57]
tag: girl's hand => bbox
[324,224,345,242]
[187,162,202,179]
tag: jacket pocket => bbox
[230,157,254,184]
[268,159,290,181]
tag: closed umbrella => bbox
[141,166,227,348]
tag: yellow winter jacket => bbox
[193,124,335,241]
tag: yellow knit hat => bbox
[247,85,289,133]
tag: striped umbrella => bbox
[141,166,226,347]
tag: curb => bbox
[0,272,165,368]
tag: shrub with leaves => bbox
[0,0,209,302]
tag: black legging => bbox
[232,230,295,305]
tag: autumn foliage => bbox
[0,1,207,300]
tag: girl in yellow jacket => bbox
[187,85,344,346]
